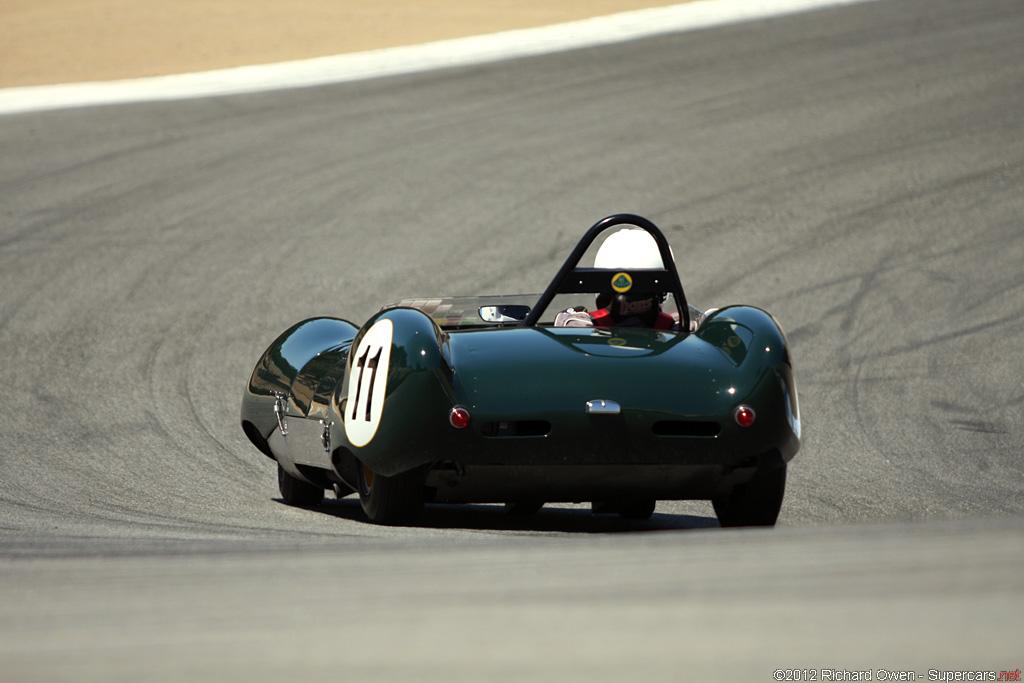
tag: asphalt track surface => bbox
[1,0,1023,679]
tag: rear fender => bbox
[334,307,454,477]
[699,305,800,460]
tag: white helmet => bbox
[593,228,672,327]
[594,228,664,269]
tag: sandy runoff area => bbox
[2,0,688,88]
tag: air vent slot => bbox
[652,420,720,437]
[481,420,551,437]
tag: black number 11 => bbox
[352,345,383,422]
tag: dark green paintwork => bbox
[241,302,799,498]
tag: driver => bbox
[555,228,677,330]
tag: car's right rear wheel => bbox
[713,464,786,527]
[357,462,425,526]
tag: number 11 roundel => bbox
[344,319,393,447]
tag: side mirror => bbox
[479,305,531,323]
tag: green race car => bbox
[241,214,800,526]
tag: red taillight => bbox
[449,406,471,429]
[734,406,756,427]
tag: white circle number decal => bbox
[344,319,393,447]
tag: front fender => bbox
[240,317,359,455]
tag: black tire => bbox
[278,463,324,507]
[357,462,425,526]
[713,464,786,527]
[504,500,545,516]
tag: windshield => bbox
[382,294,705,331]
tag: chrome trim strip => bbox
[586,399,621,415]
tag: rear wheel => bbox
[277,463,324,507]
[357,462,425,526]
[713,464,786,527]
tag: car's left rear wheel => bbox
[357,462,425,526]
[277,464,324,507]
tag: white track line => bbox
[0,0,878,115]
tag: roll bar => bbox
[520,214,690,332]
